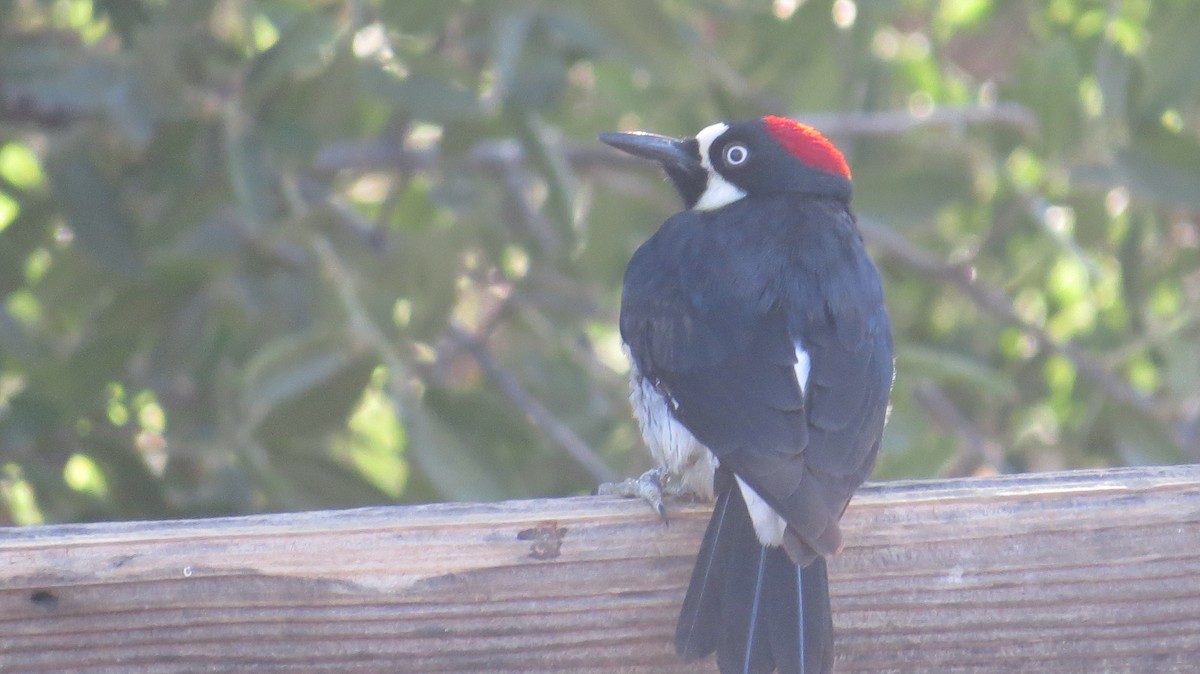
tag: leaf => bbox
[377,1,466,32]
[869,402,956,480]
[541,9,613,59]
[489,10,533,107]
[0,35,149,141]
[509,109,577,248]
[402,405,510,502]
[585,3,693,83]
[44,150,141,275]
[0,310,35,362]
[0,198,50,297]
[896,344,1018,399]
[1015,36,1083,155]
[242,11,344,113]
[357,64,482,122]
[241,333,376,437]
[1072,140,1200,212]
[266,450,395,509]
[93,0,150,45]
[83,429,170,519]
[1115,130,1200,210]
[0,35,79,81]
[853,147,975,229]
[1094,38,1131,123]
[1108,403,1183,466]
[223,115,276,230]
[1138,3,1200,114]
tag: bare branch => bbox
[312,137,653,178]
[308,235,415,392]
[857,217,1164,424]
[801,103,1038,138]
[445,323,618,483]
[311,104,1038,180]
[912,381,1009,477]
[476,147,563,257]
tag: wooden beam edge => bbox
[0,464,1197,673]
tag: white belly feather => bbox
[628,358,716,500]
[625,341,812,548]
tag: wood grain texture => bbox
[1,465,1198,673]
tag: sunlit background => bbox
[0,0,1197,525]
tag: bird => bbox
[598,116,893,674]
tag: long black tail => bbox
[675,470,833,674]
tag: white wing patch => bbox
[692,122,747,211]
[737,343,810,547]
[794,343,811,395]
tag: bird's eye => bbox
[723,144,749,166]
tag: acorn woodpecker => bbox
[599,116,893,674]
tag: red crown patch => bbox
[763,115,851,180]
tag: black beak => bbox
[598,132,700,169]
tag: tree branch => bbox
[801,103,1038,138]
[857,217,1163,423]
[911,381,1008,477]
[310,105,1039,179]
[444,323,617,483]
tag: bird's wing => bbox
[731,292,893,560]
[621,206,892,560]
[620,212,809,461]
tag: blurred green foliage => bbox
[1,0,1198,525]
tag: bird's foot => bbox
[598,467,689,522]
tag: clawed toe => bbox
[598,468,669,521]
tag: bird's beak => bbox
[598,132,700,169]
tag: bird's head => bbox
[599,116,851,210]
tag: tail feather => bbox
[766,556,833,674]
[676,482,735,658]
[716,535,775,674]
[800,558,834,673]
[677,469,833,674]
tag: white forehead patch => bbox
[693,122,747,211]
[695,122,729,158]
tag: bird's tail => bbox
[675,469,833,674]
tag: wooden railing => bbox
[2,464,1198,672]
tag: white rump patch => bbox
[736,476,787,547]
[693,122,746,211]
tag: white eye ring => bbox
[723,143,749,166]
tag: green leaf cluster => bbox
[1,0,1197,524]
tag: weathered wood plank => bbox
[1,465,1198,673]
